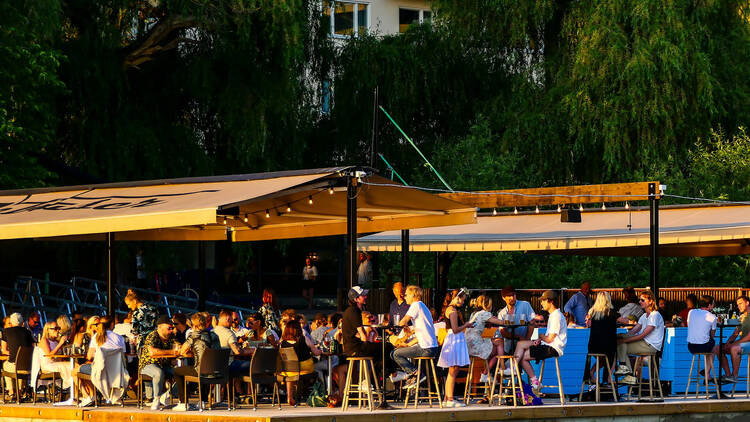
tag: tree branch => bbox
[123,15,200,69]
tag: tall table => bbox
[375,324,400,410]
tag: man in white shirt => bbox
[357,252,373,287]
[391,285,439,387]
[514,290,566,391]
[214,310,253,378]
[496,285,536,355]
[615,290,664,385]
[687,295,717,378]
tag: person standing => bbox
[515,290,567,391]
[259,288,281,335]
[564,282,592,326]
[136,249,147,288]
[391,285,439,384]
[357,252,373,287]
[615,291,665,385]
[302,257,318,310]
[437,288,473,407]
[124,289,158,351]
[389,282,410,324]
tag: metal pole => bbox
[347,175,358,287]
[649,183,659,298]
[198,241,206,311]
[106,233,114,316]
[401,230,410,285]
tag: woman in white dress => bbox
[38,321,75,405]
[465,294,505,382]
[438,288,474,407]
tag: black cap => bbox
[156,315,173,326]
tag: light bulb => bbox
[513,207,518,215]
[222,216,227,225]
[535,205,540,214]
[579,204,583,212]
[492,208,497,216]
[328,187,334,195]
[308,196,313,205]
[601,203,606,210]
[625,201,630,209]
[243,214,248,223]
[557,204,561,213]
[265,209,270,218]
[286,204,291,213]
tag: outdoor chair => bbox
[184,348,232,411]
[538,356,565,406]
[1,346,33,404]
[579,353,617,403]
[34,370,62,404]
[685,352,719,400]
[403,356,442,409]
[239,347,281,410]
[341,356,381,411]
[627,352,663,401]
[276,347,317,407]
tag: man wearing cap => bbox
[139,315,179,410]
[1,313,34,398]
[496,286,536,355]
[342,286,380,359]
[514,290,567,391]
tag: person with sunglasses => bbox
[614,291,664,385]
[138,315,179,410]
[39,320,74,405]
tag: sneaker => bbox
[503,368,513,376]
[721,376,737,384]
[614,365,632,376]
[479,373,489,383]
[621,375,637,385]
[78,397,94,408]
[390,371,409,383]
[530,378,540,391]
[359,381,370,392]
[150,400,162,411]
[587,384,596,392]
[54,398,75,406]
[159,390,171,406]
[444,400,466,407]
[172,403,197,411]
[405,375,427,389]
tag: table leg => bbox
[327,356,333,395]
[376,326,393,410]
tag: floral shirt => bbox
[138,329,178,370]
[184,330,221,370]
[259,304,280,335]
[131,303,158,349]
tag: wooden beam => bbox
[439,181,659,208]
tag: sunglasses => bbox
[639,298,647,302]
[51,327,61,331]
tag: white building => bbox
[323,0,432,37]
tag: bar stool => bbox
[628,352,663,401]
[579,353,617,403]
[488,355,524,406]
[731,354,750,398]
[538,356,565,405]
[685,352,719,399]
[342,357,380,411]
[403,357,442,408]
[463,356,489,404]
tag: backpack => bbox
[306,380,328,407]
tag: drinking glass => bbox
[519,314,526,325]
[393,314,400,326]
[377,314,385,325]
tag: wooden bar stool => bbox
[538,356,565,405]
[685,352,719,399]
[403,357,442,408]
[463,356,489,404]
[342,357,380,411]
[731,354,750,398]
[579,353,617,403]
[488,355,524,407]
[628,352,663,401]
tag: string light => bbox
[243,214,248,223]
[557,204,561,213]
[625,201,630,209]
[222,216,227,225]
[579,204,583,212]
[601,203,606,210]
[513,207,518,215]
[535,205,540,214]
[492,208,497,216]
[286,204,292,213]
[328,187,334,195]
[265,209,270,218]
[308,196,313,205]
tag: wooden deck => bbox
[3,397,750,422]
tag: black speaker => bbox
[561,208,581,223]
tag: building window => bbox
[324,1,370,38]
[398,8,432,33]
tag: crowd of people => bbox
[1,283,750,410]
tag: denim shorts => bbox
[740,342,750,354]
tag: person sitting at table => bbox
[138,315,179,410]
[38,320,75,405]
[465,294,505,384]
[279,319,321,406]
[496,285,536,358]
[230,311,249,341]
[246,312,279,347]
[74,316,99,350]
[391,285,439,386]
[361,312,378,342]
[678,294,698,327]
[172,313,189,344]
[616,287,644,325]
[389,282,410,325]
[57,315,72,340]
[564,281,592,327]
[2,313,34,401]
[213,310,253,388]
[686,295,717,378]
[310,313,329,345]
[438,288,473,407]
[342,286,379,360]
[585,292,618,385]
[515,290,567,392]
[657,297,673,327]
[76,316,126,407]
[715,295,750,384]
[172,312,221,411]
[614,290,664,385]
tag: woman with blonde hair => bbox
[465,294,505,383]
[437,288,474,407]
[74,316,100,349]
[39,320,75,405]
[585,292,617,384]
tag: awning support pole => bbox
[649,183,659,298]
[347,175,358,287]
[198,240,206,311]
[106,232,114,316]
[402,230,410,285]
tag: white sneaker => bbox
[159,390,170,406]
[503,368,513,376]
[614,365,631,376]
[78,397,94,408]
[172,403,194,411]
[359,381,370,392]
[150,399,162,411]
[530,379,540,391]
[54,398,75,406]
[390,371,409,383]
[479,373,489,383]
[444,400,466,408]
